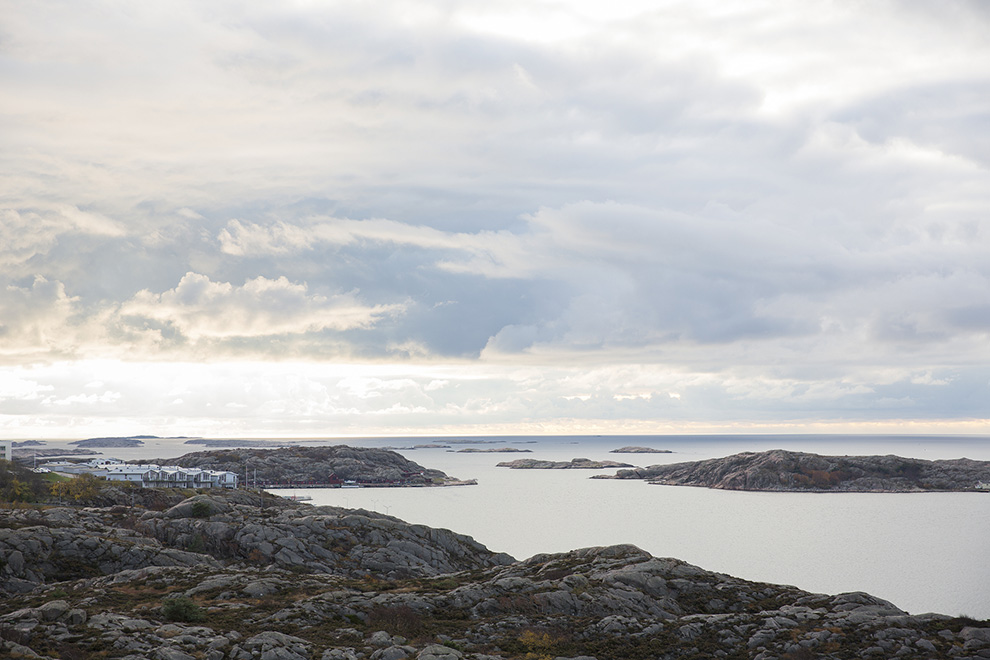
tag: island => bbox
[0,463,986,659]
[598,449,990,492]
[497,457,635,469]
[152,445,474,487]
[457,447,533,453]
[183,439,300,448]
[70,436,153,448]
[11,448,103,462]
[610,445,673,454]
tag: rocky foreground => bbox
[603,449,990,492]
[155,446,461,486]
[2,488,989,660]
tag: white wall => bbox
[0,441,10,462]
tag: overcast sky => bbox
[2,0,989,439]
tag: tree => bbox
[67,472,102,502]
[51,481,71,504]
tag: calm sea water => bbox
[27,434,990,619]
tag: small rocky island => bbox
[154,445,472,487]
[184,439,300,448]
[1,479,988,659]
[610,446,673,454]
[457,447,532,453]
[602,449,990,492]
[497,457,635,469]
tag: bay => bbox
[268,434,990,619]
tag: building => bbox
[0,441,10,462]
[103,463,238,489]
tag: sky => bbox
[1,0,990,439]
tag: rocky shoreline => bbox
[2,486,988,660]
[599,449,990,492]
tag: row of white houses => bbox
[39,458,238,489]
[102,464,239,489]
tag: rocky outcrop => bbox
[2,528,986,660]
[604,449,990,491]
[0,490,512,595]
[154,446,460,486]
[496,458,634,469]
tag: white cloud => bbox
[120,272,403,340]
[0,276,79,356]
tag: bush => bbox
[367,604,424,636]
[162,596,205,622]
[190,501,212,518]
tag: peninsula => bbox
[602,449,990,492]
[152,445,470,487]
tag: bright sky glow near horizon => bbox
[2,0,990,439]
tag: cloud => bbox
[119,272,404,341]
[1,0,989,433]
[0,277,79,357]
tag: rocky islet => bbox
[603,449,990,492]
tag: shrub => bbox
[190,501,212,518]
[162,596,205,623]
[367,604,424,636]
[186,533,206,553]
[518,629,555,660]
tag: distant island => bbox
[71,434,192,448]
[610,446,673,454]
[498,457,635,469]
[458,447,533,453]
[71,436,152,448]
[183,439,300,448]
[599,449,990,492]
[11,448,101,461]
[152,445,474,487]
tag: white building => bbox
[0,441,10,463]
[103,463,238,489]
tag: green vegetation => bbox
[162,596,206,623]
[190,500,212,518]
[0,459,49,502]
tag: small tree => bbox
[50,481,70,504]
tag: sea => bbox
[23,434,990,620]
